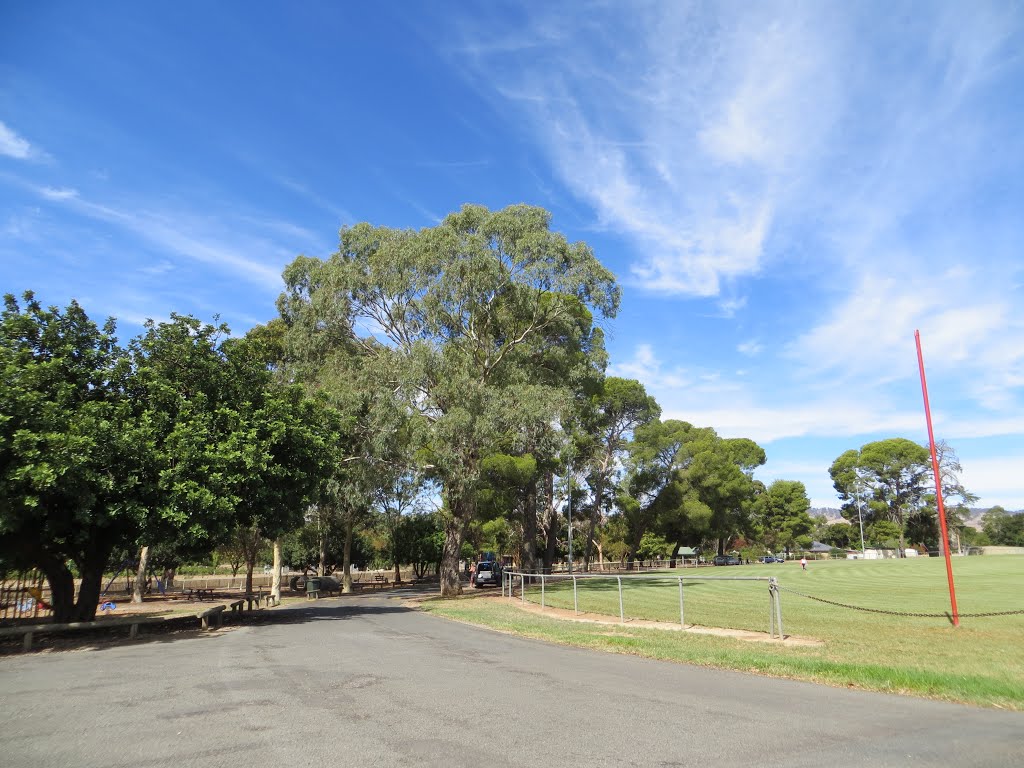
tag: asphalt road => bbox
[1,590,1021,768]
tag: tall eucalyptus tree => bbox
[278,204,618,595]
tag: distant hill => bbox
[811,506,1022,529]
[810,507,844,522]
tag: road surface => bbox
[1,590,1020,767]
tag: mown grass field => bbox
[421,556,1024,709]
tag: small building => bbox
[676,546,699,567]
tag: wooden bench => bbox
[197,605,226,630]
[367,575,389,590]
[0,615,168,651]
[228,599,245,614]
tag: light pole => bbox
[567,461,573,574]
[854,478,867,558]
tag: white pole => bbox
[617,576,624,623]
[567,461,573,574]
[854,480,867,557]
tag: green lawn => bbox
[421,556,1024,709]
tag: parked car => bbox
[757,555,782,564]
[712,555,741,566]
[473,560,502,587]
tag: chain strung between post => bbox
[777,585,1024,619]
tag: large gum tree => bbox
[278,204,618,596]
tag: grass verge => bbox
[421,556,1024,710]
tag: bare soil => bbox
[465,589,823,646]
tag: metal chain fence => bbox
[777,584,1024,619]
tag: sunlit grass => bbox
[422,556,1024,709]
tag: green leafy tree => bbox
[867,519,903,548]
[278,204,619,596]
[616,419,694,566]
[672,430,766,555]
[0,293,153,622]
[636,531,673,561]
[830,439,931,557]
[982,506,1024,546]
[477,451,540,567]
[819,521,855,549]
[132,317,334,595]
[578,377,660,569]
[393,512,444,579]
[752,480,813,556]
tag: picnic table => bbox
[185,587,218,601]
[354,574,389,591]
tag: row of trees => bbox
[3,204,990,621]
[0,294,337,621]
[827,438,982,555]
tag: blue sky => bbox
[3,2,1023,509]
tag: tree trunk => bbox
[271,538,282,605]
[72,547,112,622]
[318,527,327,577]
[245,558,255,595]
[542,472,558,572]
[341,511,354,594]
[132,545,150,604]
[582,483,603,571]
[521,485,539,574]
[440,514,463,597]
[37,553,76,624]
[583,455,612,571]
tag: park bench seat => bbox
[196,604,226,630]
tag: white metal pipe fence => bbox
[502,570,784,639]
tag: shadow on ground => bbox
[0,592,424,657]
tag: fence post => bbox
[541,573,546,609]
[521,574,526,604]
[617,576,624,623]
[678,576,685,627]
[768,577,784,639]
[774,577,784,639]
[573,575,578,615]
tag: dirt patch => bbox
[508,596,823,647]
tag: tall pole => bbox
[854,483,867,557]
[915,330,960,627]
[567,461,573,574]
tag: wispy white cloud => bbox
[443,2,1024,429]
[737,340,762,356]
[29,182,285,289]
[613,342,919,443]
[39,186,79,201]
[445,3,844,297]
[275,177,354,225]
[0,121,37,160]
[958,456,1024,509]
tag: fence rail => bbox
[502,570,784,639]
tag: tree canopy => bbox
[1,294,331,621]
[278,203,619,595]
